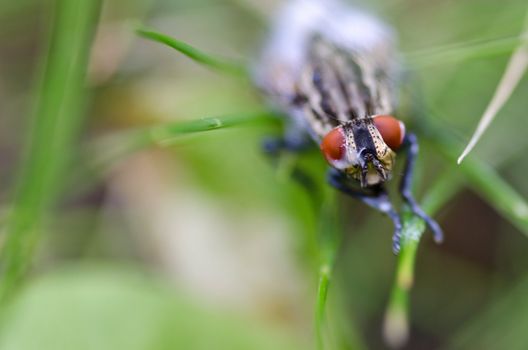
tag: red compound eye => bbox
[373,115,405,150]
[321,127,345,163]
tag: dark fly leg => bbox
[261,108,319,202]
[262,91,313,156]
[263,136,319,203]
[327,168,403,253]
[262,123,312,155]
[399,133,444,243]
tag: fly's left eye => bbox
[373,115,405,150]
[321,127,345,163]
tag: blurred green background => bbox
[0,0,528,349]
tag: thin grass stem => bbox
[315,188,340,350]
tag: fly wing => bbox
[255,0,400,141]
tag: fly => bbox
[255,0,443,253]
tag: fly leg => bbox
[262,119,318,200]
[262,119,313,155]
[262,106,314,155]
[262,91,314,155]
[399,132,444,243]
[327,168,403,253]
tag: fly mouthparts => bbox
[359,162,369,188]
[372,157,388,181]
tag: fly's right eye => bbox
[321,127,345,163]
[373,115,406,150]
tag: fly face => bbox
[321,115,405,187]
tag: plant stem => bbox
[383,211,425,349]
[315,188,340,350]
[382,130,528,349]
[0,0,101,301]
[383,129,528,348]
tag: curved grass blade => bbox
[136,27,248,78]
[0,0,101,302]
[457,11,528,164]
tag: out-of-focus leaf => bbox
[0,0,101,301]
[451,274,528,349]
[0,265,303,350]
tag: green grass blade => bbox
[419,105,528,237]
[136,27,248,77]
[406,35,522,68]
[437,139,528,235]
[144,112,273,143]
[315,188,341,350]
[90,111,275,170]
[0,0,101,301]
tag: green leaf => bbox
[0,265,302,350]
[136,27,248,77]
